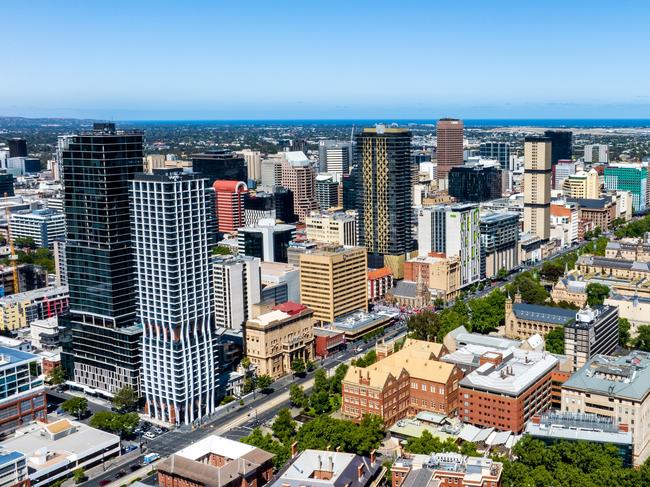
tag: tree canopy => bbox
[545,327,565,354]
[586,282,610,307]
[111,385,138,411]
[61,397,87,419]
[295,414,384,456]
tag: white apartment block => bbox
[213,255,261,331]
[10,209,65,248]
[131,168,218,425]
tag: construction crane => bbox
[4,192,19,294]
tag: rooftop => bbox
[525,412,632,446]
[330,310,398,332]
[447,325,521,350]
[270,449,380,487]
[0,285,68,307]
[512,303,576,325]
[563,351,650,401]
[0,345,39,367]
[460,349,558,396]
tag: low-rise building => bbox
[605,292,650,335]
[392,452,503,487]
[213,255,261,331]
[30,317,60,350]
[314,327,346,358]
[342,339,460,426]
[403,254,462,302]
[606,239,650,262]
[567,197,616,231]
[525,412,633,467]
[260,261,300,304]
[244,302,314,379]
[157,435,274,487]
[550,275,588,307]
[564,306,618,371]
[504,294,575,339]
[459,349,559,433]
[0,347,46,437]
[0,286,69,331]
[561,351,650,465]
[367,267,393,302]
[577,254,650,281]
[2,419,121,487]
[270,449,381,487]
[9,209,65,248]
[518,233,543,265]
[329,310,398,341]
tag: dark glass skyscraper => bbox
[60,123,143,395]
[448,164,502,202]
[479,142,510,170]
[192,149,247,186]
[544,130,573,165]
[7,138,27,158]
[355,126,414,274]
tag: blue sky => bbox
[2,0,650,120]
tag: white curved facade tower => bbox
[131,168,217,425]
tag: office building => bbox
[132,169,218,425]
[280,151,318,221]
[6,157,40,175]
[299,246,367,324]
[561,351,650,465]
[459,348,558,433]
[0,347,46,437]
[567,197,616,232]
[237,219,296,263]
[244,302,314,379]
[260,261,300,303]
[479,142,510,170]
[479,212,519,279]
[436,118,464,180]
[341,339,458,426]
[53,239,67,286]
[604,163,648,213]
[144,154,166,172]
[260,154,284,187]
[272,186,297,223]
[157,436,274,487]
[448,162,502,202]
[355,126,414,275]
[315,174,340,210]
[7,138,27,158]
[417,204,481,287]
[213,180,248,235]
[584,144,609,163]
[0,449,28,487]
[305,211,358,246]
[505,294,576,339]
[0,285,69,331]
[554,159,577,189]
[213,255,261,331]
[271,449,381,487]
[238,149,262,182]
[2,419,120,487]
[544,130,573,164]
[59,123,143,395]
[318,140,353,175]
[341,170,358,211]
[564,306,618,371]
[244,191,276,225]
[523,136,552,241]
[9,209,65,248]
[192,149,246,186]
[403,254,462,302]
[526,412,633,467]
[562,169,600,199]
[0,172,14,197]
[392,453,503,487]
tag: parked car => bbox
[99,480,111,486]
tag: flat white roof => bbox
[176,435,255,461]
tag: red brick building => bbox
[313,327,346,357]
[458,349,559,433]
[342,339,460,426]
[157,435,274,487]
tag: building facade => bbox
[315,174,340,210]
[523,136,552,241]
[564,306,619,371]
[299,246,368,323]
[280,152,318,221]
[305,211,357,246]
[318,140,353,175]
[436,118,464,180]
[213,180,248,235]
[355,126,414,276]
[417,204,481,288]
[479,212,519,280]
[237,219,296,263]
[604,163,648,214]
[9,209,65,248]
[244,302,314,379]
[0,285,69,331]
[544,130,573,164]
[584,144,609,163]
[191,150,247,185]
[59,123,143,395]
[479,141,510,170]
[213,255,261,331]
[132,169,219,425]
[505,294,576,339]
[448,163,502,202]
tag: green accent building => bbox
[604,163,647,213]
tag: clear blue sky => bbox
[3,0,650,120]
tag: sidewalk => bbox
[65,450,142,487]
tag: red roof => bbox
[368,267,393,280]
[213,180,248,192]
[272,301,308,316]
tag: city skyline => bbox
[3,1,650,119]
